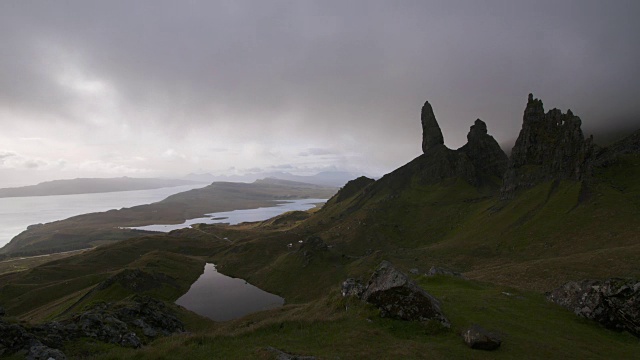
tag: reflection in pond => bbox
[176,263,284,321]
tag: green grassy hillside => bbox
[0,151,638,358]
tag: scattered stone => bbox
[409,268,419,275]
[341,278,365,298]
[427,266,465,279]
[27,343,67,360]
[296,236,329,267]
[462,324,502,350]
[357,261,450,326]
[265,346,316,360]
[547,278,640,337]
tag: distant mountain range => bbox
[184,170,365,187]
[0,177,204,198]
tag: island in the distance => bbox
[0,177,205,198]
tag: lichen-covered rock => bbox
[341,278,365,298]
[1,296,184,358]
[0,320,38,355]
[547,278,640,337]
[462,324,502,350]
[360,261,449,326]
[0,320,67,359]
[501,94,595,198]
[26,343,67,360]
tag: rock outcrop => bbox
[547,278,640,337]
[414,101,508,186]
[421,101,445,153]
[501,94,595,198]
[462,324,502,350]
[0,296,184,359]
[459,119,509,179]
[0,319,67,359]
[343,261,449,326]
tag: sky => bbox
[1,1,639,187]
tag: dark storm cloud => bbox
[1,0,639,173]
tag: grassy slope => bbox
[0,156,638,358]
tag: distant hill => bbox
[184,170,365,187]
[0,177,205,198]
[0,178,337,256]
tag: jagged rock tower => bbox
[501,94,594,198]
[421,101,445,152]
[415,100,507,186]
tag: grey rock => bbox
[341,278,365,298]
[409,268,419,275]
[421,101,445,153]
[547,278,640,337]
[132,319,158,338]
[27,343,67,360]
[427,266,464,279]
[265,346,316,360]
[0,320,37,353]
[462,324,502,350]
[501,94,595,198]
[360,261,449,326]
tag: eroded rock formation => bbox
[421,101,445,153]
[501,94,595,198]
[416,101,507,186]
[460,119,509,179]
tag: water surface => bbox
[176,263,284,321]
[0,184,206,248]
[131,198,326,232]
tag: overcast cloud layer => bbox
[1,1,639,187]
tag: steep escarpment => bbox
[501,94,595,198]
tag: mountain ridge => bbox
[0,177,204,198]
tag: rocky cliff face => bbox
[501,94,594,198]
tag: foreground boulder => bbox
[462,324,502,350]
[344,261,449,326]
[0,319,66,359]
[547,278,640,337]
[0,296,184,358]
